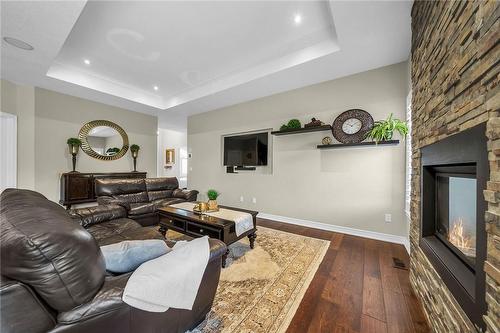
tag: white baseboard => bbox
[402,237,411,254]
[258,212,410,254]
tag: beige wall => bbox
[1,80,158,202]
[1,80,36,189]
[188,62,408,236]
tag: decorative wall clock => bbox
[331,109,374,144]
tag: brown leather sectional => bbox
[95,177,199,226]
[0,188,226,333]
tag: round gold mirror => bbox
[79,120,129,160]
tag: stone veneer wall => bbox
[410,1,499,332]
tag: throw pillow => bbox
[101,239,170,273]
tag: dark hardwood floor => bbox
[256,218,430,333]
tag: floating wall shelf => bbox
[317,140,400,149]
[271,125,332,136]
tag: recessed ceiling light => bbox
[3,37,34,50]
[294,14,302,25]
[83,59,91,65]
[153,86,159,91]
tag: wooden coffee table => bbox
[157,205,258,267]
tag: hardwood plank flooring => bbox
[256,218,430,333]
[361,315,388,333]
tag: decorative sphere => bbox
[322,137,333,145]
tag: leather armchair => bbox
[1,189,226,333]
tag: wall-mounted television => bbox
[223,132,268,166]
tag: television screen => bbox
[223,132,268,166]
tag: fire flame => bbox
[448,218,475,258]
[449,219,471,248]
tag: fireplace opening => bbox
[435,166,477,269]
[420,124,487,331]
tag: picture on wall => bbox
[166,148,175,165]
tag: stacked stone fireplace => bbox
[410,1,499,332]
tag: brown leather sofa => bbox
[96,177,198,226]
[0,189,226,333]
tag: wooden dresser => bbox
[59,172,147,209]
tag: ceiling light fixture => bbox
[153,86,159,91]
[84,59,91,65]
[294,14,302,25]
[3,37,34,50]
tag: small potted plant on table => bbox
[207,189,219,211]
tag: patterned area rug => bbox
[167,226,329,333]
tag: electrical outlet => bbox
[385,214,392,223]
[240,196,244,202]
[252,197,257,204]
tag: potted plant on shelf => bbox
[66,138,82,172]
[366,113,409,143]
[207,189,219,211]
[279,119,302,131]
[130,144,140,172]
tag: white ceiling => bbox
[1,1,411,120]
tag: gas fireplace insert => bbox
[435,164,477,268]
[420,123,487,331]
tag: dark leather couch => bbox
[0,189,226,333]
[69,204,165,246]
[96,177,198,226]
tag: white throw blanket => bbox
[171,202,254,236]
[122,236,209,312]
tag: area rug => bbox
[166,226,329,333]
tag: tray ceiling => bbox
[1,1,411,117]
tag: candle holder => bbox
[66,138,82,172]
[130,144,140,172]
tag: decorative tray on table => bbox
[193,202,219,214]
